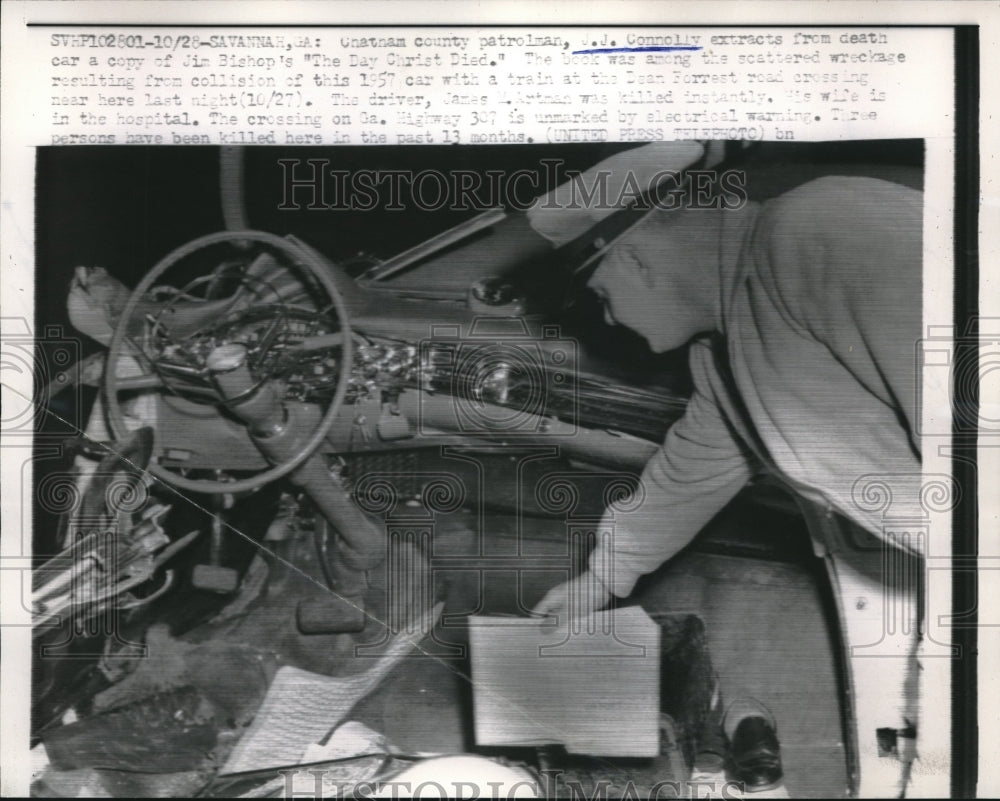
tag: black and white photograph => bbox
[22,139,951,798]
[0,6,992,800]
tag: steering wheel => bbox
[104,230,353,495]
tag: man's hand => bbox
[531,570,613,627]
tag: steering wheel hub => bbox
[104,231,353,494]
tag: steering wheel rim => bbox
[104,230,353,494]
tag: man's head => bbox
[586,207,724,353]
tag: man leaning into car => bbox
[529,162,925,794]
[533,171,923,616]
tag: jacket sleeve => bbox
[589,340,756,597]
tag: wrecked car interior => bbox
[29,140,925,798]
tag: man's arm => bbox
[533,341,755,619]
[589,340,756,597]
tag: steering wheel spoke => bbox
[104,231,353,495]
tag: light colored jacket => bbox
[592,176,924,597]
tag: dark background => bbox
[32,140,924,552]
[35,140,924,343]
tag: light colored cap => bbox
[527,140,706,247]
